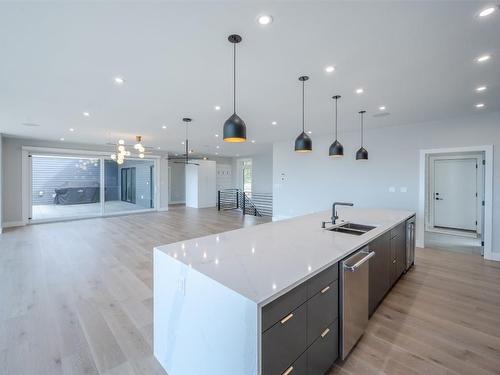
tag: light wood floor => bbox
[331,247,500,375]
[1,207,499,375]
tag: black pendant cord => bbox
[233,42,236,114]
[360,111,364,147]
[334,97,338,140]
[302,79,305,133]
[185,124,188,164]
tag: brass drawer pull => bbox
[321,328,330,338]
[393,259,396,264]
[321,285,330,294]
[280,313,294,324]
[282,366,294,375]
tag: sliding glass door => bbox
[31,155,101,221]
[30,153,156,223]
[104,158,155,215]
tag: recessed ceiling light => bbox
[356,88,364,94]
[69,128,75,132]
[114,76,125,84]
[215,134,219,137]
[325,66,335,73]
[216,145,220,149]
[162,125,167,129]
[476,85,487,92]
[476,54,491,62]
[379,106,386,111]
[251,140,256,143]
[479,7,496,17]
[181,141,185,145]
[476,103,485,108]
[83,111,90,117]
[271,121,277,125]
[157,147,161,150]
[307,130,312,134]
[214,105,221,111]
[59,137,65,141]
[257,15,273,25]
[215,152,219,155]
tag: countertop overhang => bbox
[154,207,415,306]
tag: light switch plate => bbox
[389,186,396,193]
[400,187,408,193]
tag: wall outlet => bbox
[400,187,408,193]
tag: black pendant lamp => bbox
[329,95,344,158]
[356,110,368,160]
[223,34,246,143]
[295,76,312,152]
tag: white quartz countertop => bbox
[155,207,415,305]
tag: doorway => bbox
[237,158,252,193]
[430,155,483,234]
[24,147,160,224]
[121,167,136,204]
[418,146,494,260]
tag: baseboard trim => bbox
[485,253,500,262]
[2,221,25,228]
[158,207,169,212]
[168,200,185,205]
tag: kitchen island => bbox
[154,207,415,375]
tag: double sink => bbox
[327,222,376,236]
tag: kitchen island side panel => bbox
[154,249,259,375]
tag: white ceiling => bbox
[0,1,499,157]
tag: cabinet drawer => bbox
[262,282,307,332]
[307,263,338,298]
[262,303,307,375]
[390,222,405,239]
[278,351,307,375]
[307,320,339,375]
[307,280,338,346]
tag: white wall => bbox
[250,150,273,193]
[1,136,168,224]
[168,161,186,203]
[273,111,500,254]
[185,160,216,208]
[0,133,3,232]
[230,151,273,193]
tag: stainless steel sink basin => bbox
[327,222,376,236]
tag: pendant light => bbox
[183,117,192,164]
[329,95,344,157]
[356,110,368,160]
[294,75,312,152]
[223,34,246,143]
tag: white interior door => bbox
[433,158,477,231]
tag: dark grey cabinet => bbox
[262,263,339,375]
[262,302,307,375]
[369,222,407,316]
[307,320,338,375]
[307,280,338,346]
[368,231,391,316]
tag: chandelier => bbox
[110,136,146,164]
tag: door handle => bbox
[343,251,375,272]
[435,197,443,200]
[280,313,294,324]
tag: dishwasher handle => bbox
[343,251,375,272]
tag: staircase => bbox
[217,189,272,217]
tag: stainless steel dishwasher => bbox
[340,246,375,360]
